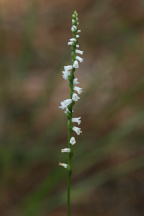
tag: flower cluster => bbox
[59,11,83,169]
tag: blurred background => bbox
[0,0,144,215]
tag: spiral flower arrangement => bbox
[59,10,83,216]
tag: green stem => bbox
[67,116,72,216]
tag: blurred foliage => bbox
[0,0,144,216]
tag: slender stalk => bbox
[59,10,83,216]
[67,117,71,215]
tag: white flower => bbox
[59,162,68,168]
[72,93,80,101]
[76,56,83,63]
[71,25,77,32]
[73,60,79,69]
[72,117,81,125]
[73,25,77,30]
[64,108,70,113]
[78,30,81,33]
[64,108,74,113]
[71,27,74,32]
[61,148,71,153]
[73,86,83,94]
[70,137,76,145]
[71,27,75,32]
[64,65,73,71]
[72,126,82,135]
[76,49,84,55]
[76,35,79,38]
[59,99,72,110]
[76,44,79,48]
[73,78,79,85]
[70,38,76,42]
[72,19,75,24]
[68,41,73,45]
[62,70,71,80]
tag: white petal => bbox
[70,137,76,145]
[76,45,79,48]
[71,27,75,32]
[73,78,79,85]
[73,60,79,69]
[62,70,71,80]
[68,42,73,45]
[72,117,81,125]
[64,108,74,113]
[70,38,76,42]
[76,49,84,55]
[59,99,72,110]
[64,65,73,71]
[59,162,68,168]
[73,86,83,94]
[72,93,80,101]
[71,25,77,32]
[76,56,83,63]
[72,126,82,135]
[78,30,81,33]
[76,35,79,38]
[61,148,71,153]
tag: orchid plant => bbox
[59,10,83,216]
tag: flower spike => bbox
[59,11,83,215]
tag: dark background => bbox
[0,0,144,215]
